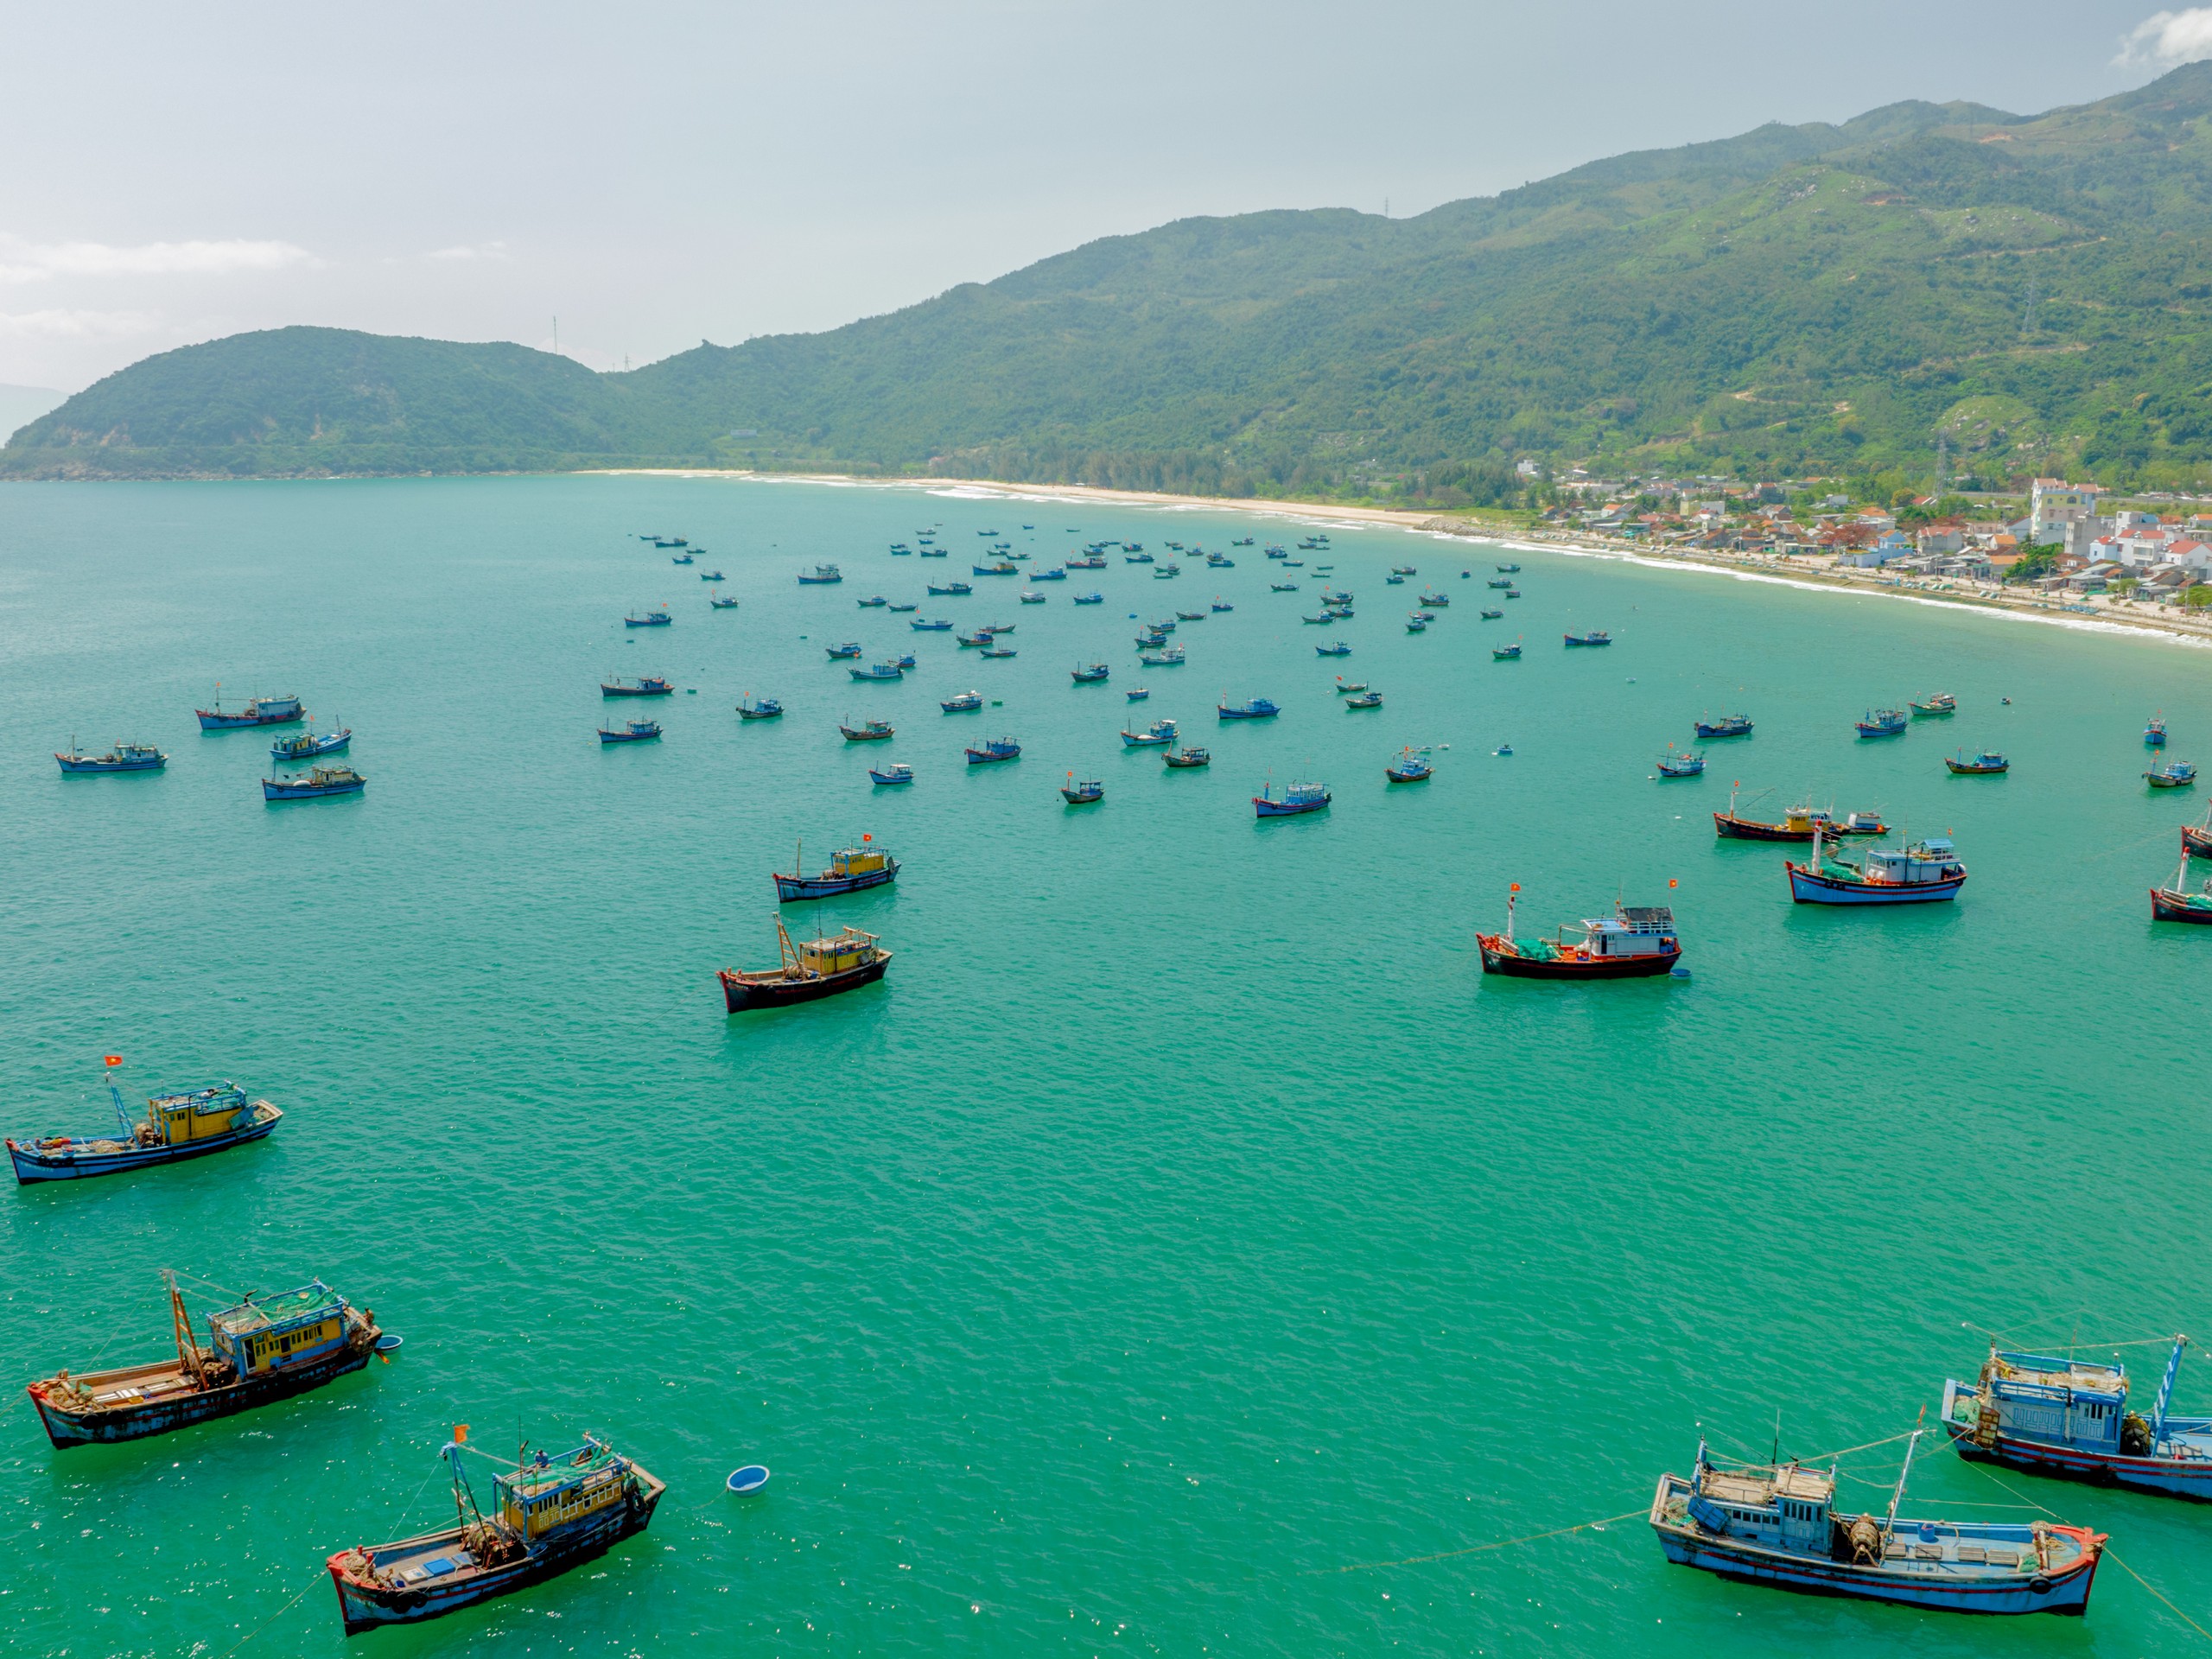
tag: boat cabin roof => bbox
[1702,1462,1834,1508]
[1994,1350,2128,1397]
[1588,906,1673,934]
[210,1281,343,1337]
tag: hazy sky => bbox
[3,0,2209,393]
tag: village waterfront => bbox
[3,472,2209,1656]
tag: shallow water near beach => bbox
[3,473,2209,1658]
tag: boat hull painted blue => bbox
[774,862,899,902]
[1788,867,1965,904]
[57,755,165,772]
[9,1110,281,1183]
[264,778,366,800]
[1655,1532,2094,1615]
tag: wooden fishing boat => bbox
[1071,663,1110,683]
[925,581,971,596]
[1910,693,1958,716]
[1390,564,1417,575]
[1855,708,1909,737]
[1126,688,1149,702]
[2183,807,2212,859]
[1492,644,1521,660]
[28,1271,380,1446]
[1487,578,1513,589]
[196,691,304,730]
[1787,830,1967,904]
[911,616,953,630]
[2146,715,2169,747]
[1497,563,1519,573]
[824,641,863,659]
[1504,588,1522,598]
[798,563,843,583]
[719,918,891,1010]
[1121,719,1177,747]
[263,765,365,800]
[1478,894,1680,978]
[965,736,1021,763]
[10,1076,282,1184]
[1139,645,1185,666]
[1316,641,1351,656]
[958,629,993,648]
[869,763,913,785]
[887,602,917,612]
[700,570,726,582]
[773,838,898,901]
[327,1431,664,1633]
[856,594,887,607]
[604,677,672,697]
[735,695,782,720]
[849,661,904,680]
[1211,601,1234,612]
[710,593,741,608]
[1061,774,1104,804]
[1694,714,1753,740]
[1176,608,1205,621]
[56,740,167,772]
[1713,786,1833,841]
[2145,761,2198,788]
[1218,696,1280,720]
[1419,592,1450,607]
[1406,617,1428,632]
[1387,574,1407,584]
[1386,747,1433,783]
[1271,582,1299,592]
[1942,1336,2212,1500]
[1344,690,1383,709]
[940,690,983,712]
[1650,1434,2103,1615]
[973,560,1019,575]
[840,719,894,741]
[1075,591,1104,604]
[1945,750,2008,774]
[1564,631,1611,647]
[624,609,672,627]
[1163,746,1210,768]
[597,720,661,744]
[1655,748,1705,777]
[1479,608,1503,620]
[1254,779,1330,817]
[979,644,1016,658]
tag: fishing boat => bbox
[1154,563,1180,579]
[1856,709,1909,738]
[736,695,783,720]
[1942,1335,2212,1500]
[912,616,953,630]
[700,570,726,582]
[825,642,864,659]
[1018,591,1046,605]
[1406,618,1427,632]
[1910,693,1958,716]
[1386,747,1433,783]
[1302,612,1336,625]
[2183,805,2212,860]
[1148,617,1177,633]
[919,547,947,558]
[1163,746,1210,768]
[1066,556,1106,570]
[1254,779,1330,817]
[1271,582,1299,593]
[1205,553,1233,568]
[966,736,1021,764]
[596,720,661,744]
[926,581,973,596]
[1319,588,1352,607]
[1419,592,1449,607]
[9,1076,283,1184]
[1504,588,1522,599]
[849,661,905,681]
[196,691,304,730]
[2145,761,2198,788]
[2146,715,2169,747]
[869,763,914,785]
[958,629,993,648]
[1061,775,1104,804]
[1478,894,1681,978]
[856,594,887,607]
[980,644,1017,658]
[1479,608,1503,620]
[327,1430,665,1634]
[974,560,1019,576]
[1316,641,1351,657]
[1691,715,1751,741]
[1127,688,1149,702]
[1177,608,1206,621]
[604,676,673,697]
[1713,787,1832,841]
[671,551,695,563]
[709,594,741,608]
[28,1271,380,1446]
[941,690,983,712]
[1075,591,1104,604]
[1656,749,1706,778]
[1324,607,1355,620]
[1139,645,1186,666]
[1121,719,1177,747]
[624,609,672,627]
[887,602,917,613]
[1649,1434,2103,1615]
[1564,631,1611,647]
[1126,550,1154,563]
[648,536,685,547]
[1835,810,1889,835]
[264,765,366,801]
[1945,750,2009,774]
[798,564,843,584]
[1497,563,1520,573]
[1211,601,1234,613]
[1488,578,1513,589]
[1390,564,1417,575]
[1031,567,1066,581]
[1386,575,1406,585]
[1786,828,1967,904]
[1218,696,1280,720]
[1344,690,1383,709]
[774,839,898,901]
[840,719,895,741]
[720,918,892,1011]
[1493,644,1522,661]
[2151,852,2212,921]
[1333,678,1368,695]
[56,741,167,772]
[1071,663,1110,683]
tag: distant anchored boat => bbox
[825,641,864,659]
[1492,643,1522,660]
[624,608,672,627]
[1655,748,1705,778]
[925,580,972,596]
[2152,851,2212,921]
[327,1431,664,1634]
[56,740,167,772]
[264,765,366,801]
[1564,630,1611,647]
[2145,760,2198,789]
[1121,719,1177,747]
[1254,779,1330,817]
[10,1074,283,1184]
[774,839,898,901]
[868,763,914,785]
[1071,662,1110,683]
[196,691,303,730]
[28,1271,379,1446]
[965,735,1021,764]
[840,718,895,741]
[1061,774,1104,804]
[735,695,783,720]
[1217,696,1280,720]
[1910,692,1959,716]
[1315,641,1351,657]
[798,563,843,584]
[849,661,905,680]
[1478,895,1681,979]
[940,690,983,712]
[1945,750,2008,775]
[272,726,352,761]
[709,594,741,608]
[597,720,661,744]
[1694,714,1753,740]
[1855,708,1909,738]
[603,676,673,697]
[1386,746,1433,782]
[1163,745,1210,768]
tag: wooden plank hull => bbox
[720,954,890,1011]
[29,1330,377,1446]
[9,1107,281,1182]
[1478,936,1678,978]
[773,863,899,902]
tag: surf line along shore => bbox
[597,468,2212,652]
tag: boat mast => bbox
[1881,1429,1921,1540]
[164,1269,207,1387]
[2152,1335,2190,1443]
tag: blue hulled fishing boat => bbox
[1656,748,1706,778]
[28,1271,380,1446]
[196,691,303,730]
[2145,715,2168,747]
[1071,662,1110,683]
[1942,1337,2212,1501]
[10,1077,282,1184]
[926,580,972,596]
[1386,747,1433,782]
[2146,760,2198,788]
[597,720,661,744]
[1139,645,1186,666]
[604,676,673,697]
[1649,1435,2104,1615]
[264,765,366,801]
[1945,750,2009,774]
[1061,775,1104,804]
[774,839,898,901]
[941,690,982,712]
[1316,641,1351,657]
[965,735,1021,764]
[849,661,905,680]
[624,608,672,627]
[869,763,913,785]
[736,695,782,720]
[1695,714,1754,739]
[1494,644,1522,660]
[798,564,843,584]
[1218,696,1280,720]
[840,718,895,741]
[272,726,352,761]
[912,616,953,629]
[1075,591,1104,604]
[1786,830,1966,904]
[825,642,863,659]
[1564,630,1611,647]
[709,594,741,608]
[327,1432,664,1634]
[1855,708,1909,737]
[1122,719,1177,747]
[1254,779,1329,817]
[56,741,167,772]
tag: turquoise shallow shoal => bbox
[3,475,2209,1658]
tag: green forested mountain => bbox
[16,65,2212,499]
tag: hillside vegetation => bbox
[15,66,2212,499]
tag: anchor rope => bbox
[1309,1506,1649,1574]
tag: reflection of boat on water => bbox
[1478,895,1681,979]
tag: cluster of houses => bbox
[1542,474,2212,603]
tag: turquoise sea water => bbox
[3,474,2209,1658]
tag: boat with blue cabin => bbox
[196,691,304,730]
[1564,630,1611,647]
[597,720,661,744]
[1911,692,1958,716]
[966,736,1021,764]
[264,765,366,801]
[2146,715,2169,747]
[857,594,887,607]
[671,551,695,563]
[798,563,843,584]
[1140,645,1186,666]
[57,741,168,772]
[1696,714,1754,739]
[840,718,895,741]
[604,676,673,697]
[1493,643,1522,660]
[1787,830,1966,903]
[700,570,725,582]
[869,763,913,785]
[709,594,741,608]
[825,642,863,659]
[774,840,899,901]
[1163,745,1209,768]
[1254,779,1330,817]
[1386,747,1433,783]
[926,580,972,596]
[327,1431,664,1634]
[1122,719,1177,747]
[10,1077,282,1184]
[1946,750,2009,774]
[1649,1434,2104,1615]
[28,1271,380,1446]
[2146,760,2198,788]
[272,726,351,761]
[1218,696,1280,720]
[1032,566,1066,581]
[1071,663,1110,683]
[1316,641,1351,656]
[1062,775,1104,804]
[1478,897,1681,978]
[912,616,953,629]
[1856,708,1909,737]
[1656,748,1706,777]
[1942,1336,2212,1501]
[1075,591,1104,604]
[736,695,782,720]
[941,690,983,712]
[625,608,672,627]
[850,661,905,680]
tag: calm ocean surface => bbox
[3,474,2208,1658]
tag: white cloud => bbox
[2117,8,2212,68]
[424,241,509,262]
[0,308,160,340]
[0,238,314,283]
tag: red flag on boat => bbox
[1509,883,1520,893]
[103,1055,122,1066]
[1669,879,1679,888]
